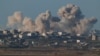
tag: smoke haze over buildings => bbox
[7,4,97,35]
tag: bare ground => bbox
[0,48,100,56]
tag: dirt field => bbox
[0,48,100,56]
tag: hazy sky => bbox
[0,0,100,29]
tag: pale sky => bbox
[0,0,100,29]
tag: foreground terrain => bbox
[0,47,100,56]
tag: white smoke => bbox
[7,11,23,29]
[22,17,35,32]
[51,4,97,34]
[35,10,51,33]
[74,17,97,34]
[7,4,97,35]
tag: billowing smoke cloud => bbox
[74,17,97,34]
[22,17,35,32]
[35,10,51,33]
[51,4,97,34]
[49,4,84,33]
[7,11,35,32]
[7,11,23,29]
[7,4,97,35]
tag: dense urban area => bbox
[0,29,100,49]
[0,29,100,56]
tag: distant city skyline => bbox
[0,0,100,29]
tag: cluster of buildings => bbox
[0,29,100,50]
